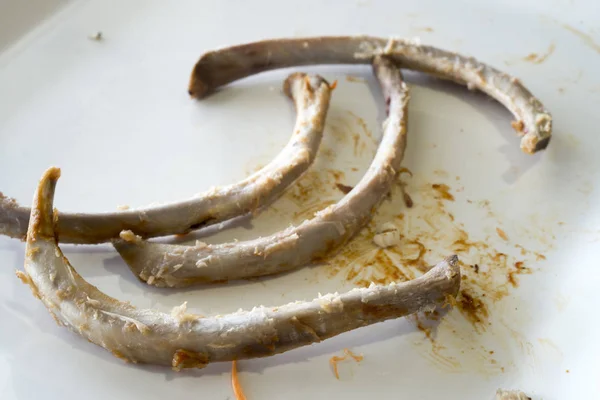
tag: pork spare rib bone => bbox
[0,73,332,244]
[117,34,553,288]
[114,55,409,288]
[189,36,552,154]
[18,166,461,370]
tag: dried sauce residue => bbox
[321,178,553,374]
[458,291,489,326]
[496,227,509,241]
[561,23,600,55]
[347,111,376,144]
[403,190,414,208]
[336,183,354,194]
[267,109,377,224]
[330,348,363,379]
[346,75,368,83]
[523,43,556,64]
[431,183,455,201]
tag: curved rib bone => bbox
[114,56,409,288]
[189,36,552,154]
[0,73,332,244]
[20,167,461,370]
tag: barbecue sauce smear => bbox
[259,108,553,375]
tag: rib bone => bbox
[189,36,551,154]
[0,73,332,244]
[114,56,409,288]
[20,167,461,370]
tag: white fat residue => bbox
[86,296,101,308]
[373,222,401,248]
[317,292,344,313]
[262,233,300,257]
[171,301,199,323]
[195,255,213,268]
[195,240,208,249]
[99,310,150,334]
[535,113,552,132]
[119,230,142,244]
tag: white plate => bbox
[1,0,598,398]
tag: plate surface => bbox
[1,0,598,399]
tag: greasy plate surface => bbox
[0,0,598,399]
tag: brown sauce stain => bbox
[507,261,532,288]
[523,43,556,64]
[283,170,331,206]
[346,75,368,83]
[349,249,416,288]
[457,290,489,329]
[496,227,509,241]
[431,184,455,201]
[320,146,337,162]
[403,191,414,208]
[329,123,349,143]
[328,169,345,182]
[352,133,360,156]
[318,179,554,375]
[433,169,449,178]
[347,111,376,143]
[336,183,354,194]
[561,24,600,55]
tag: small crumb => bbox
[330,80,338,90]
[119,230,142,244]
[566,369,570,373]
[496,227,509,241]
[195,240,208,249]
[511,120,525,134]
[88,31,103,41]
[116,204,130,211]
